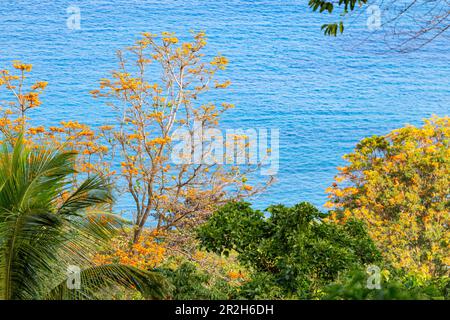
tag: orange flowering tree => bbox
[92,31,268,243]
[93,229,166,270]
[325,116,450,278]
[0,61,46,140]
[0,32,270,257]
[0,61,166,271]
[0,61,111,185]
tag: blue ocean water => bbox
[0,0,448,214]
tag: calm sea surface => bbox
[1,0,449,216]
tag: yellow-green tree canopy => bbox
[325,116,449,278]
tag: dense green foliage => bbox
[160,262,233,300]
[324,268,449,300]
[198,201,381,298]
[2,36,447,300]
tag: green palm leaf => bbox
[0,135,167,299]
[47,264,168,300]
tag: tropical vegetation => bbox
[0,136,166,299]
[0,31,448,300]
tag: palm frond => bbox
[46,264,168,300]
[0,135,168,299]
[57,175,114,217]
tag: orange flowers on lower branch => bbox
[93,229,166,270]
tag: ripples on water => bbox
[0,0,448,216]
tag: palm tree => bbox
[0,136,167,299]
